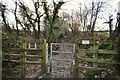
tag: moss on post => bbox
[42,39,47,76]
[42,40,46,66]
[93,42,98,68]
[37,39,46,78]
[74,43,79,78]
[20,42,27,78]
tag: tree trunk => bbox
[14,2,19,36]
[115,17,120,77]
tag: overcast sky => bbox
[1,0,120,30]
[1,0,120,11]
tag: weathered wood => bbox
[79,49,116,54]
[98,50,116,54]
[40,39,47,76]
[74,43,79,78]
[35,39,47,78]
[20,42,27,78]
[8,48,42,51]
[76,42,119,73]
[79,58,119,64]
[93,43,98,68]
[4,54,42,58]
[3,39,47,78]
[3,59,41,64]
[77,41,112,45]
[79,66,106,70]
[3,59,20,63]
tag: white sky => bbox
[1,0,120,30]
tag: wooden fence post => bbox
[42,39,46,74]
[74,43,79,78]
[20,42,27,78]
[37,39,46,78]
[93,42,98,68]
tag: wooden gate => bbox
[2,39,47,78]
[50,43,75,78]
[74,42,119,78]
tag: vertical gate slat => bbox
[50,43,74,78]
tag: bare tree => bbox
[12,0,44,39]
[90,1,104,36]
[14,1,19,35]
[77,1,106,36]
[59,11,81,41]
[0,2,10,31]
[69,11,81,39]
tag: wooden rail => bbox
[79,49,116,54]
[3,53,42,58]
[3,59,41,64]
[75,42,119,70]
[73,42,119,78]
[2,39,46,78]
